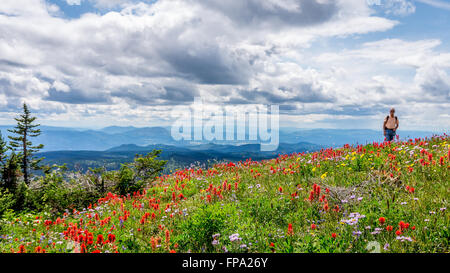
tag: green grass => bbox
[1,135,449,253]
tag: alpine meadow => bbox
[0,0,449,258]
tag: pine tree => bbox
[0,131,7,165]
[2,152,20,192]
[0,131,8,185]
[8,103,44,185]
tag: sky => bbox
[0,0,449,131]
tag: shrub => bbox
[0,189,14,218]
[116,151,167,195]
[177,203,228,252]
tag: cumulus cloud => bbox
[415,65,450,101]
[66,0,82,6]
[196,0,338,28]
[309,37,450,130]
[416,0,450,10]
[315,39,442,67]
[0,0,448,130]
[384,0,416,16]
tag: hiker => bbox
[383,108,399,142]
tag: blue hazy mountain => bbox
[0,125,177,151]
[278,128,439,147]
[100,126,137,134]
[1,124,441,172]
[37,142,322,172]
[107,142,320,158]
[0,125,440,152]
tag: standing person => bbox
[383,108,399,142]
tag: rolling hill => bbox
[0,125,440,152]
[37,142,322,172]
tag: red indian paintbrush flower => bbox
[311,224,316,230]
[96,234,104,245]
[399,221,409,231]
[379,217,386,225]
[107,233,116,243]
[80,243,86,253]
[150,237,157,251]
[18,245,26,253]
[308,190,314,201]
[287,223,294,236]
[331,233,337,239]
[269,242,275,252]
[165,229,170,243]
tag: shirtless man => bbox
[383,108,399,142]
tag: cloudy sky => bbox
[0,0,449,131]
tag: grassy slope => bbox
[1,135,449,253]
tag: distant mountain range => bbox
[0,125,177,151]
[36,142,321,172]
[0,125,441,152]
[1,125,443,172]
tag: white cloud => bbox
[310,36,450,129]
[415,64,450,101]
[66,0,82,6]
[88,0,141,9]
[366,0,416,16]
[316,39,442,67]
[416,0,450,10]
[52,81,71,92]
[0,0,448,130]
[384,0,416,16]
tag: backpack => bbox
[384,116,397,130]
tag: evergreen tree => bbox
[2,152,20,192]
[0,131,8,185]
[8,103,44,185]
[116,150,167,195]
[0,131,7,164]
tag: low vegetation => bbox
[0,123,448,252]
[0,104,167,217]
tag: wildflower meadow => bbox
[1,135,448,253]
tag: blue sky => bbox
[48,0,97,17]
[368,1,450,45]
[0,0,449,131]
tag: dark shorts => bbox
[385,129,396,142]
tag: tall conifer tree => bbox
[8,103,44,185]
[0,131,8,185]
